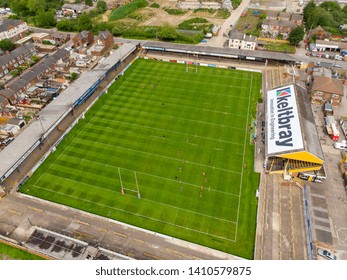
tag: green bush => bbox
[177,17,212,31]
[164,8,186,15]
[150,3,160,8]
[109,0,148,20]
[10,69,21,77]
[128,11,144,20]
[216,9,230,19]
[232,0,242,9]
[193,8,214,14]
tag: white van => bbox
[334,140,347,149]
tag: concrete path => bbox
[204,0,251,47]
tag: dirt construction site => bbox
[100,0,226,27]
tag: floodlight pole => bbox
[37,115,51,148]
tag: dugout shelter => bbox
[265,84,324,174]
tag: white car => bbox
[317,249,337,260]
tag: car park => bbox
[317,249,337,260]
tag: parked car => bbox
[1,137,14,146]
[317,249,337,260]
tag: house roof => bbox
[0,19,26,33]
[5,48,69,93]
[278,12,291,19]
[0,44,36,68]
[312,76,344,95]
[62,3,88,11]
[7,118,24,126]
[278,20,297,28]
[262,19,297,28]
[51,32,69,40]
[291,13,303,21]
[266,10,278,18]
[0,88,15,98]
[229,30,244,40]
[98,30,111,40]
[0,95,7,104]
[76,30,92,40]
[262,19,278,26]
[244,34,257,42]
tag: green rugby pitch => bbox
[21,59,261,259]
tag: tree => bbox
[97,0,107,13]
[35,10,56,28]
[27,0,44,14]
[10,0,30,18]
[320,1,341,13]
[68,72,78,81]
[288,26,305,45]
[303,0,316,25]
[157,23,177,40]
[77,12,93,31]
[0,39,15,51]
[57,18,77,32]
[85,0,93,6]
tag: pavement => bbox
[0,192,238,260]
[308,95,347,260]
[204,0,251,48]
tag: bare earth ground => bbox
[101,0,225,27]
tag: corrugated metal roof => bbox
[0,43,136,181]
[143,41,296,61]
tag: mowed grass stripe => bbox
[76,122,244,172]
[91,117,243,146]
[63,139,243,194]
[22,59,261,258]
[28,183,236,241]
[36,169,238,223]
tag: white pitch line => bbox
[104,97,247,118]
[132,66,252,83]
[234,75,253,242]
[40,172,233,223]
[120,83,250,101]
[59,153,239,197]
[134,171,139,194]
[31,184,236,242]
[99,108,245,131]
[73,137,242,175]
[91,117,243,146]
[118,167,123,189]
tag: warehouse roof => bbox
[266,83,324,160]
[0,43,136,182]
[143,41,296,62]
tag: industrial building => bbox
[265,84,324,175]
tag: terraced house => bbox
[0,44,37,78]
[0,19,28,41]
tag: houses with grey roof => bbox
[228,30,257,50]
[0,44,37,78]
[0,19,28,41]
[261,10,303,38]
